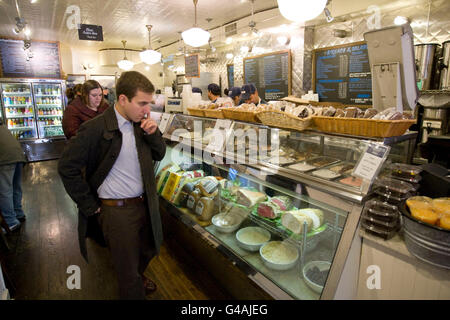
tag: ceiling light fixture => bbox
[140,25,161,65]
[226,53,234,59]
[240,45,250,53]
[277,35,290,46]
[182,0,210,47]
[117,40,134,71]
[394,16,409,25]
[277,0,327,22]
[324,7,334,23]
[248,0,260,37]
[226,37,233,44]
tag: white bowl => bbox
[302,261,331,294]
[236,227,271,252]
[259,241,299,271]
[212,213,242,233]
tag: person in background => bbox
[62,80,110,140]
[73,84,83,98]
[65,87,75,106]
[228,87,242,106]
[240,83,267,106]
[0,124,27,231]
[150,89,165,113]
[58,71,166,300]
[103,87,116,108]
[207,83,221,103]
[192,87,203,96]
[224,88,229,96]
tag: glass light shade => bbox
[117,58,134,71]
[182,27,210,47]
[140,49,162,65]
[277,0,327,22]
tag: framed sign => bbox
[185,54,200,78]
[313,41,372,106]
[66,74,86,87]
[227,64,234,88]
[0,38,62,79]
[78,24,104,41]
[243,50,291,101]
[90,74,116,88]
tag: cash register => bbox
[164,97,183,113]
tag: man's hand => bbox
[140,117,158,135]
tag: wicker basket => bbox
[203,109,224,119]
[222,109,260,123]
[312,116,416,138]
[187,107,205,117]
[256,110,312,131]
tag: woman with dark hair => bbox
[62,80,110,139]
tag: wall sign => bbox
[227,64,234,88]
[185,54,200,78]
[244,50,291,101]
[78,24,104,41]
[0,38,62,79]
[313,41,372,106]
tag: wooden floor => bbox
[0,160,231,300]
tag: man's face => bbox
[207,91,214,101]
[119,90,153,122]
[250,92,258,104]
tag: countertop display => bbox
[154,113,419,300]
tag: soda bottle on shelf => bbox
[8,119,12,128]
[5,107,9,114]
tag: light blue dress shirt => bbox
[97,107,144,199]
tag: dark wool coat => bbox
[58,106,166,261]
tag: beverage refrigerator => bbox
[0,78,67,162]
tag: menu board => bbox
[227,64,234,88]
[0,39,62,79]
[313,41,372,105]
[185,54,200,78]
[244,50,291,101]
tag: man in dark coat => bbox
[58,71,166,299]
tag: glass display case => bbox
[155,114,417,299]
[32,83,64,138]
[0,82,37,140]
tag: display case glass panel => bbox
[156,145,349,300]
[33,83,64,138]
[1,82,37,140]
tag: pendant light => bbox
[277,0,327,22]
[140,25,162,65]
[182,0,210,48]
[117,40,134,71]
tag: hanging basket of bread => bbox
[312,106,416,138]
[256,104,317,131]
[187,107,205,117]
[222,104,262,123]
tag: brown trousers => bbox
[98,201,155,300]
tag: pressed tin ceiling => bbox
[0,0,446,53]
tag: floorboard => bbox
[1,160,231,300]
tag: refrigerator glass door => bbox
[1,82,38,140]
[33,83,64,138]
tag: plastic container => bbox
[362,212,399,230]
[389,163,423,180]
[361,219,399,240]
[373,177,416,204]
[364,198,400,223]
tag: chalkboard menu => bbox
[185,54,200,78]
[227,64,234,88]
[313,41,372,106]
[244,50,291,101]
[0,39,62,79]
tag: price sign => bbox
[158,113,172,134]
[204,119,233,154]
[353,143,390,181]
